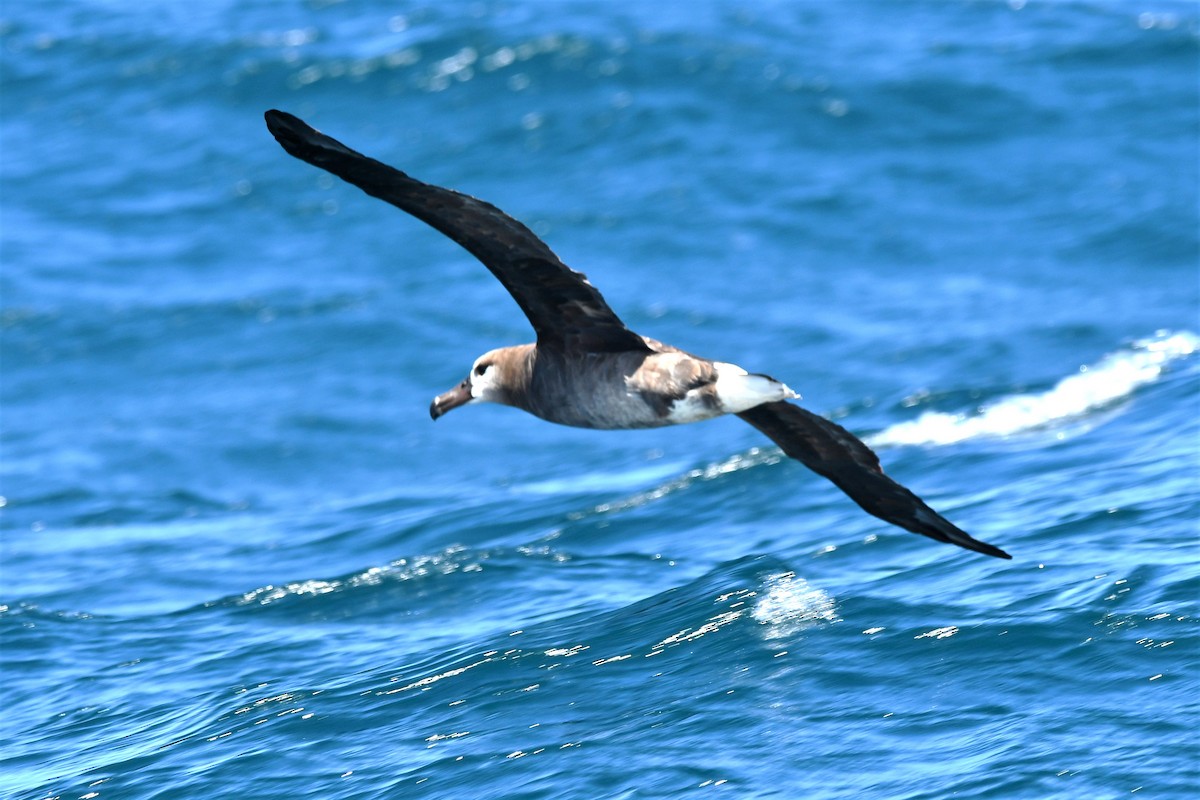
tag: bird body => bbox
[443,340,796,430]
[265,110,1011,561]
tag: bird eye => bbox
[474,363,489,376]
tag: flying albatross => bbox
[264,109,1010,560]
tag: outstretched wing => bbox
[737,401,1011,559]
[264,110,650,354]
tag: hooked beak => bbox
[430,378,472,420]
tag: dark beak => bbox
[430,378,472,420]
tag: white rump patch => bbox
[711,362,798,414]
[665,361,797,424]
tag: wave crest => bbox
[869,330,1198,447]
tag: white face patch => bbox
[469,356,504,402]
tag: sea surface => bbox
[2,1,1198,798]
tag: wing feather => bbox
[264,110,649,353]
[737,402,1011,559]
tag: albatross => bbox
[264,110,1010,560]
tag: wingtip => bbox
[944,525,1012,560]
[263,109,310,149]
[263,108,288,131]
[941,524,1012,560]
[974,541,1013,560]
[263,109,370,171]
[913,506,1011,559]
[263,108,295,127]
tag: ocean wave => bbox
[220,545,489,610]
[581,448,782,516]
[868,330,1198,447]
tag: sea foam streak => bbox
[869,331,1198,447]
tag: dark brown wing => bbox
[264,110,650,354]
[737,401,1011,559]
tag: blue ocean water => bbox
[2,0,1198,797]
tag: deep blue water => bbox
[3,1,1199,798]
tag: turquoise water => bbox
[3,1,1199,798]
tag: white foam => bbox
[868,331,1198,447]
[752,572,839,637]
